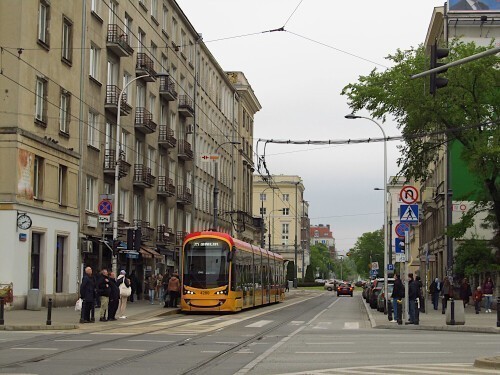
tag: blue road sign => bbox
[395,222,410,238]
[387,264,394,271]
[370,269,378,277]
[400,204,419,223]
[395,238,405,253]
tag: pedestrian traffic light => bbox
[430,43,449,95]
[112,240,121,256]
[127,229,134,250]
[134,228,142,251]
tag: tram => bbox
[180,231,286,312]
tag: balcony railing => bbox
[159,75,178,101]
[103,149,129,179]
[133,164,155,188]
[176,231,187,246]
[157,225,175,244]
[176,185,192,205]
[178,140,193,161]
[157,176,176,197]
[158,125,177,149]
[136,53,156,81]
[178,95,194,117]
[133,219,154,241]
[106,24,134,57]
[135,107,157,134]
[105,85,132,115]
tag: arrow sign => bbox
[400,204,419,223]
[200,153,219,163]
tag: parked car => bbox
[315,279,326,284]
[377,283,394,312]
[369,286,383,308]
[337,283,354,297]
[324,279,338,291]
[368,277,395,305]
[362,280,373,301]
[354,280,365,287]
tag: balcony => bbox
[136,53,156,81]
[158,125,177,150]
[176,185,192,205]
[178,140,193,161]
[133,164,155,188]
[103,149,129,179]
[135,107,157,134]
[106,24,134,57]
[176,231,187,246]
[159,75,178,101]
[105,85,132,115]
[157,225,175,244]
[157,176,176,197]
[133,219,154,241]
[178,95,194,117]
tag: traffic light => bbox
[430,43,449,95]
[112,240,121,256]
[127,229,134,250]
[346,251,351,257]
[134,228,142,250]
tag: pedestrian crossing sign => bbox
[400,204,418,223]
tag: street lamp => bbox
[112,72,168,275]
[345,113,388,313]
[213,141,241,230]
[339,255,344,281]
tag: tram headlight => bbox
[184,289,195,295]
[215,287,228,295]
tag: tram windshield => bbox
[183,238,230,288]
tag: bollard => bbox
[450,298,455,326]
[46,298,52,326]
[497,297,500,328]
[387,299,393,321]
[0,297,4,325]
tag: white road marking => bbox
[235,351,254,354]
[215,341,238,345]
[399,351,451,354]
[54,339,92,342]
[152,318,193,326]
[295,351,355,354]
[100,348,146,352]
[289,321,305,325]
[188,317,224,325]
[245,320,273,328]
[390,342,441,345]
[343,322,359,329]
[128,339,174,343]
[201,350,221,353]
[121,317,162,325]
[305,342,354,345]
[11,348,58,351]
[91,332,135,335]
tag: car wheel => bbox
[350,294,353,297]
[327,287,332,291]
[337,293,340,297]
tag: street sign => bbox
[395,253,406,262]
[371,262,379,270]
[395,238,405,253]
[387,264,394,271]
[370,269,378,277]
[98,215,110,223]
[395,222,410,238]
[98,199,113,215]
[200,153,219,163]
[399,185,419,204]
[400,204,419,223]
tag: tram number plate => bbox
[201,291,209,295]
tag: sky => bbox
[177,0,444,254]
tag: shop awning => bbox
[140,246,163,260]
[139,247,152,259]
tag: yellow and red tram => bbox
[180,231,286,312]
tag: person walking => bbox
[429,278,441,310]
[156,273,164,303]
[416,275,424,313]
[147,275,156,304]
[167,272,181,308]
[108,271,120,321]
[408,273,419,324]
[472,286,483,314]
[96,268,111,322]
[441,277,451,314]
[79,266,96,323]
[391,274,404,323]
[162,273,170,307]
[117,270,130,319]
[482,276,495,313]
[460,278,472,308]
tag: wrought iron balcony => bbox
[133,219,154,241]
[135,107,157,134]
[103,149,129,179]
[176,231,187,246]
[106,24,134,57]
[157,176,176,197]
[178,95,194,117]
[157,225,175,244]
[159,75,178,101]
[178,140,193,161]
[176,185,192,205]
[158,125,177,150]
[105,85,132,115]
[133,164,155,188]
[136,53,156,81]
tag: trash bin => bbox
[288,281,293,291]
[26,289,42,310]
[446,299,465,325]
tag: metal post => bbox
[294,181,298,288]
[46,298,53,326]
[261,197,265,248]
[496,297,499,328]
[0,297,4,325]
[213,160,219,230]
[450,298,455,325]
[403,231,409,323]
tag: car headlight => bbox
[185,290,195,295]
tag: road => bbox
[0,291,498,374]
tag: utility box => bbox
[445,299,465,325]
[26,289,42,311]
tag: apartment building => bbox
[310,224,335,258]
[0,0,260,308]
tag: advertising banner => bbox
[448,0,500,13]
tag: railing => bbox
[136,52,156,77]
[133,164,155,187]
[106,24,134,56]
[176,231,187,246]
[178,140,193,160]
[157,176,176,197]
[135,107,157,133]
[158,125,177,148]
[178,95,194,116]
[104,149,129,178]
[176,185,192,204]
[157,225,175,244]
[159,75,178,100]
[133,219,154,240]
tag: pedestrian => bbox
[162,274,170,307]
[129,270,138,302]
[156,273,164,302]
[460,278,472,308]
[473,286,483,314]
[408,273,419,325]
[391,273,404,323]
[147,275,156,304]
[96,268,111,321]
[482,276,495,313]
[108,271,120,321]
[167,271,181,308]
[429,278,441,310]
[117,270,130,319]
[416,275,424,313]
[441,277,452,314]
[79,266,96,323]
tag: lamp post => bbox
[345,113,388,313]
[339,255,344,281]
[213,141,240,230]
[112,72,168,275]
[294,181,299,288]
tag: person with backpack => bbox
[117,270,131,319]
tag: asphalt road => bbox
[0,292,498,375]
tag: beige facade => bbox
[0,0,259,307]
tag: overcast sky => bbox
[177,0,443,253]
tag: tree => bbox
[286,261,294,281]
[309,243,334,279]
[304,265,315,282]
[454,237,499,279]
[342,40,500,259]
[349,229,384,278]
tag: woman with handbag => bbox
[117,270,131,319]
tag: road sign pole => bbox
[403,230,409,324]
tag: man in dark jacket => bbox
[96,268,111,321]
[80,266,96,323]
[391,274,404,323]
[408,273,419,324]
[107,271,120,321]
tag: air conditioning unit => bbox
[186,124,194,134]
[82,239,93,253]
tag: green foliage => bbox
[454,237,499,279]
[309,243,334,279]
[286,261,295,281]
[349,229,384,277]
[304,265,315,282]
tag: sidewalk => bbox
[0,299,180,331]
[363,296,500,334]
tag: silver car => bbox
[324,279,338,291]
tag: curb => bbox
[362,296,378,328]
[474,356,500,370]
[0,324,78,331]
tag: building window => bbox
[35,77,47,124]
[34,156,43,199]
[61,17,73,63]
[314,230,319,238]
[162,5,168,33]
[55,235,65,293]
[260,207,267,215]
[91,0,101,17]
[58,165,67,205]
[147,199,154,226]
[133,194,142,221]
[282,223,289,234]
[59,91,70,134]
[88,111,99,149]
[38,1,50,46]
[30,233,42,289]
[89,44,100,81]
[171,17,178,44]
[121,130,129,162]
[260,193,266,201]
[283,208,289,216]
[123,73,131,105]
[124,13,133,42]
[85,176,97,212]
[149,94,155,121]
[282,235,289,246]
[151,0,158,20]
[119,189,129,222]
[283,194,289,202]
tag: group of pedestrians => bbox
[144,271,181,307]
[79,267,131,323]
[390,273,423,324]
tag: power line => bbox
[283,0,305,27]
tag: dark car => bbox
[337,283,353,297]
[362,280,373,301]
[369,286,383,308]
[377,284,394,312]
